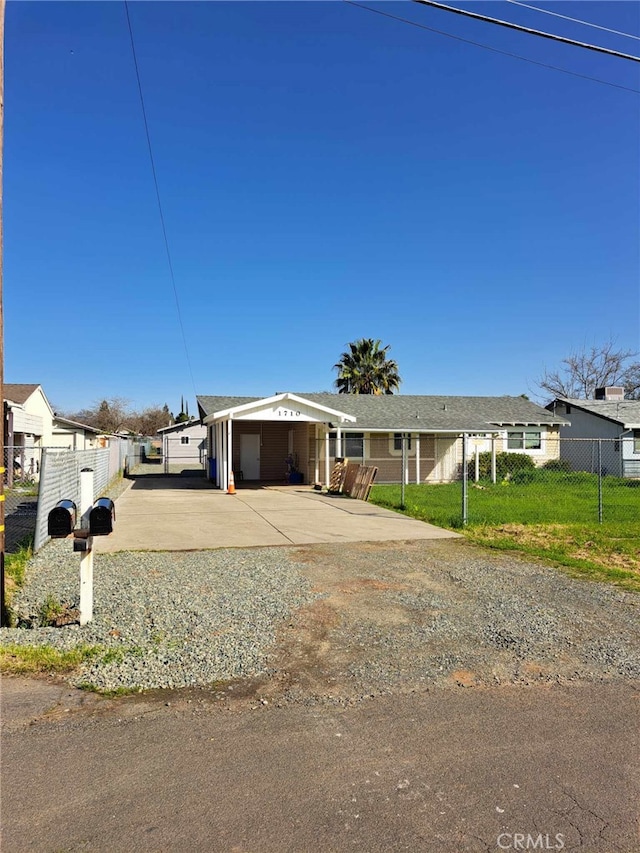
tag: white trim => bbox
[203,392,357,424]
[389,432,416,457]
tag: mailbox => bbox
[89,497,116,535]
[48,500,77,538]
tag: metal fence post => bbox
[598,439,603,524]
[400,434,406,509]
[462,434,468,526]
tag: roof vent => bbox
[594,386,625,401]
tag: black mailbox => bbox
[89,497,116,535]
[48,500,77,538]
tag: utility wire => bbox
[504,0,640,43]
[345,1,640,95]
[124,1,198,398]
[411,0,640,63]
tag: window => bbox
[181,436,190,445]
[393,433,412,451]
[634,430,640,454]
[329,432,364,459]
[389,432,416,456]
[507,429,542,450]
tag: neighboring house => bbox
[4,384,102,483]
[51,416,101,450]
[4,383,55,448]
[197,392,568,488]
[548,387,640,478]
[158,419,207,464]
[4,384,55,482]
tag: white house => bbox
[50,416,101,450]
[158,419,207,468]
[548,387,640,477]
[4,384,103,483]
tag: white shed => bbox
[158,420,207,470]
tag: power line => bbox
[344,1,640,95]
[504,0,640,43]
[411,0,640,63]
[124,1,198,398]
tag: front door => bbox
[240,433,261,480]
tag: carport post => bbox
[227,418,233,491]
[314,424,320,484]
[415,434,420,484]
[217,421,223,489]
[324,427,330,486]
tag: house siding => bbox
[553,403,636,476]
[161,423,207,462]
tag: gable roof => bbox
[158,419,206,435]
[4,383,42,405]
[53,415,101,434]
[550,397,640,429]
[4,383,55,418]
[198,393,567,433]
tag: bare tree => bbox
[537,341,640,400]
[129,405,173,436]
[61,398,133,433]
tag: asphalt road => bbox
[2,677,638,852]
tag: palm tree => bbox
[334,338,401,395]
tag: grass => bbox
[0,643,105,675]
[2,535,34,625]
[370,474,640,592]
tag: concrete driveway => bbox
[95,474,458,553]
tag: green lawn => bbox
[370,471,640,527]
[370,473,640,591]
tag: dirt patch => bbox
[228,539,640,708]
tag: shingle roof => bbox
[552,397,640,428]
[53,416,101,434]
[197,393,567,432]
[158,420,206,435]
[4,383,41,405]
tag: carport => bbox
[200,392,357,490]
[93,474,458,553]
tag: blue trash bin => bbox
[208,458,217,481]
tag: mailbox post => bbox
[46,468,116,627]
[78,468,94,626]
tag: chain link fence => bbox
[312,435,639,526]
[3,438,143,553]
[161,436,206,475]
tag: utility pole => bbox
[1,0,6,625]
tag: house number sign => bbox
[277,408,302,418]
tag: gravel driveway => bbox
[2,538,639,698]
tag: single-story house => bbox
[547,387,640,478]
[158,419,207,464]
[197,392,568,489]
[50,416,101,450]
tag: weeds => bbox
[0,643,104,675]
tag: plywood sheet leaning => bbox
[342,462,359,496]
[342,464,378,501]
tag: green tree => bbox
[334,338,401,395]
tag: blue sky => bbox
[5,1,639,415]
